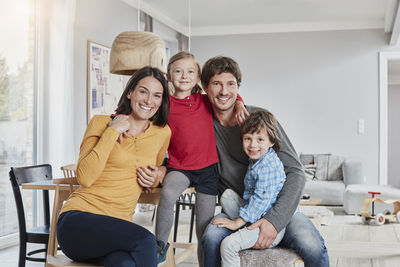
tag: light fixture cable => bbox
[137,0,141,31]
[188,0,191,51]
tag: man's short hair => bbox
[241,110,281,151]
[201,56,242,88]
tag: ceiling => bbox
[122,0,398,37]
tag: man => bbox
[200,56,329,267]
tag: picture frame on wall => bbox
[87,40,125,123]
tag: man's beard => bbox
[215,101,235,112]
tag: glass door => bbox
[0,0,37,241]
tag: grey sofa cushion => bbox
[303,180,345,205]
[299,153,315,166]
[314,154,329,180]
[304,164,317,181]
[300,153,344,181]
[327,155,345,181]
[342,159,364,185]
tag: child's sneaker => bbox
[156,239,170,264]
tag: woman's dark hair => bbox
[115,67,169,127]
[241,110,281,151]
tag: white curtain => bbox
[39,0,76,175]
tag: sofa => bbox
[300,153,364,205]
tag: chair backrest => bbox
[60,164,77,178]
[9,164,53,237]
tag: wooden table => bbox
[22,179,77,190]
[300,197,322,206]
[22,180,162,204]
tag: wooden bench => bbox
[240,247,304,267]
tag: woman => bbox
[56,67,171,267]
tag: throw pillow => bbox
[314,154,330,180]
[299,153,314,166]
[304,164,317,181]
[327,155,345,180]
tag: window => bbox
[0,0,37,239]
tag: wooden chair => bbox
[174,187,196,243]
[9,164,53,267]
[60,164,76,178]
[46,177,97,267]
[46,178,195,267]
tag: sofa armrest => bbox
[342,159,364,185]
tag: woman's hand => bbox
[108,115,130,143]
[137,165,160,189]
[234,100,249,126]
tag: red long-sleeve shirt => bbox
[167,93,243,170]
[168,93,217,170]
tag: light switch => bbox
[358,119,365,135]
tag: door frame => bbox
[378,51,400,184]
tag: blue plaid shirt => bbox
[239,148,286,223]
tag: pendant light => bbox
[110,0,167,75]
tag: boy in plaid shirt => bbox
[212,110,299,267]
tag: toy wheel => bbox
[361,216,371,224]
[396,211,400,223]
[382,209,391,215]
[375,213,385,226]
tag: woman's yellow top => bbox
[61,115,171,222]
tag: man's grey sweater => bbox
[213,105,305,232]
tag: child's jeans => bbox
[219,189,287,267]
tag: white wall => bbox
[153,20,179,57]
[72,0,138,158]
[72,0,180,160]
[65,3,394,185]
[388,85,400,188]
[192,29,390,184]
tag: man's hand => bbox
[247,218,277,249]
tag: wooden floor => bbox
[1,207,399,267]
[319,211,400,266]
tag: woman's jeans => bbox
[57,210,157,267]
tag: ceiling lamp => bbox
[110,31,167,75]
